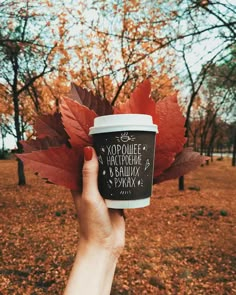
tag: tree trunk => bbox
[211,147,214,162]
[177,48,210,191]
[178,176,184,191]
[232,126,236,167]
[12,56,26,185]
[0,125,5,148]
[17,157,26,185]
[14,111,26,186]
[206,145,210,165]
[0,125,5,158]
[206,128,216,165]
[15,123,26,185]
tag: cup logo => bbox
[116,132,135,143]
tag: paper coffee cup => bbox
[89,114,158,209]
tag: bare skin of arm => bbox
[64,147,125,295]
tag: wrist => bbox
[78,239,121,263]
[64,241,118,295]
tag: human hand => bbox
[71,146,125,257]
[64,147,125,295]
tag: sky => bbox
[1,134,16,150]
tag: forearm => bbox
[64,241,118,295]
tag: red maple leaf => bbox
[18,97,98,190]
[154,148,208,183]
[69,83,113,116]
[114,80,186,177]
[21,112,70,153]
[17,145,83,190]
[20,136,64,153]
[35,113,68,143]
[154,94,186,177]
[114,80,157,120]
[60,97,97,147]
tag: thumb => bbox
[82,146,101,200]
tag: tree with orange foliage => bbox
[59,0,178,104]
[0,0,69,184]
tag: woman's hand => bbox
[64,146,125,295]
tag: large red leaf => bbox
[70,83,113,116]
[154,148,208,183]
[35,113,68,143]
[114,80,186,177]
[20,136,64,153]
[155,94,186,152]
[60,97,97,147]
[154,148,176,179]
[17,145,83,190]
[114,80,157,120]
[154,94,187,177]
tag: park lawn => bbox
[0,157,235,294]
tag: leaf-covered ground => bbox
[0,158,235,294]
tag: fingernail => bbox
[84,146,93,161]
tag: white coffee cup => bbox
[89,114,158,209]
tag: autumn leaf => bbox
[154,94,187,177]
[155,94,186,153]
[154,148,208,183]
[69,83,113,116]
[114,80,156,120]
[17,145,83,190]
[20,136,64,153]
[35,113,69,143]
[60,97,97,147]
[18,96,97,191]
[114,80,186,177]
[154,148,176,179]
